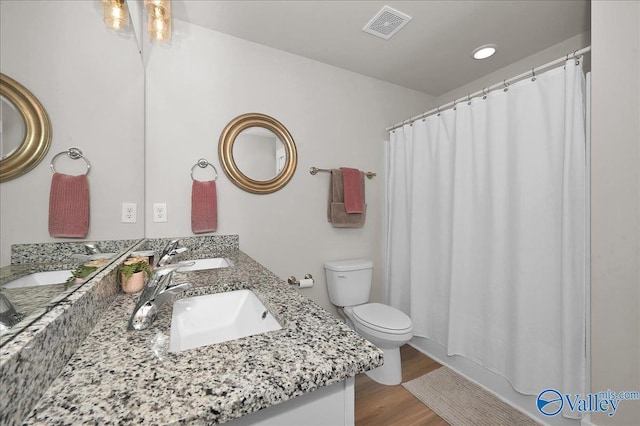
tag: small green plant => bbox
[65,258,110,289]
[65,264,98,287]
[117,257,151,286]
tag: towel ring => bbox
[50,147,91,175]
[190,158,218,181]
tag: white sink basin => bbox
[176,257,231,272]
[2,270,73,289]
[169,289,281,352]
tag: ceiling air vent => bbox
[363,5,412,40]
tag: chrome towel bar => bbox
[309,166,376,179]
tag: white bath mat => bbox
[402,367,541,426]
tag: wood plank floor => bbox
[355,345,449,426]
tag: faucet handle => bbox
[155,243,189,267]
[159,239,180,256]
[173,246,188,255]
[152,262,191,277]
[84,243,102,255]
[150,261,195,279]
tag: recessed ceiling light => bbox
[472,44,497,60]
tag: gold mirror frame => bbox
[0,73,52,182]
[219,113,297,194]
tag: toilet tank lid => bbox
[324,259,373,272]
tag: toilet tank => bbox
[324,259,374,307]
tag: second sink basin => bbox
[176,257,231,272]
[169,289,281,352]
[2,270,73,289]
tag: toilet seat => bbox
[347,303,413,335]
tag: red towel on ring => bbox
[48,173,90,238]
[340,167,364,213]
[191,180,217,234]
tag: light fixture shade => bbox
[145,0,172,41]
[102,0,129,31]
[148,15,171,41]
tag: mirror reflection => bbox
[0,240,138,345]
[0,95,26,160]
[232,127,287,181]
[0,0,144,345]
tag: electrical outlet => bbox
[121,203,137,223]
[153,203,167,222]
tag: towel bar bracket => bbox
[309,166,376,179]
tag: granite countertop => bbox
[24,250,383,425]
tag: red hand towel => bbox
[48,173,90,238]
[191,180,218,234]
[340,167,364,213]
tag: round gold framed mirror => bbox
[0,73,52,182]
[219,113,297,194]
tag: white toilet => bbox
[324,259,413,385]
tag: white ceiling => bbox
[171,1,590,96]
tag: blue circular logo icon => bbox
[537,389,563,416]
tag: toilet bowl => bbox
[324,259,413,385]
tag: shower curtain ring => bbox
[573,49,580,65]
[437,106,441,116]
[467,94,472,105]
[482,87,488,99]
[531,68,536,81]
[503,79,509,92]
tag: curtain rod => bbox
[386,46,591,132]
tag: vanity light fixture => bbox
[145,0,172,42]
[472,44,497,60]
[102,0,129,31]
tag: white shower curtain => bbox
[384,59,587,399]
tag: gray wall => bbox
[144,19,435,314]
[591,1,640,425]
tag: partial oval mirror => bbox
[1,95,26,160]
[219,113,297,194]
[0,73,52,182]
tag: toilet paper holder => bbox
[288,274,313,286]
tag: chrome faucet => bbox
[84,243,102,255]
[127,262,193,331]
[156,239,188,267]
[0,292,24,334]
